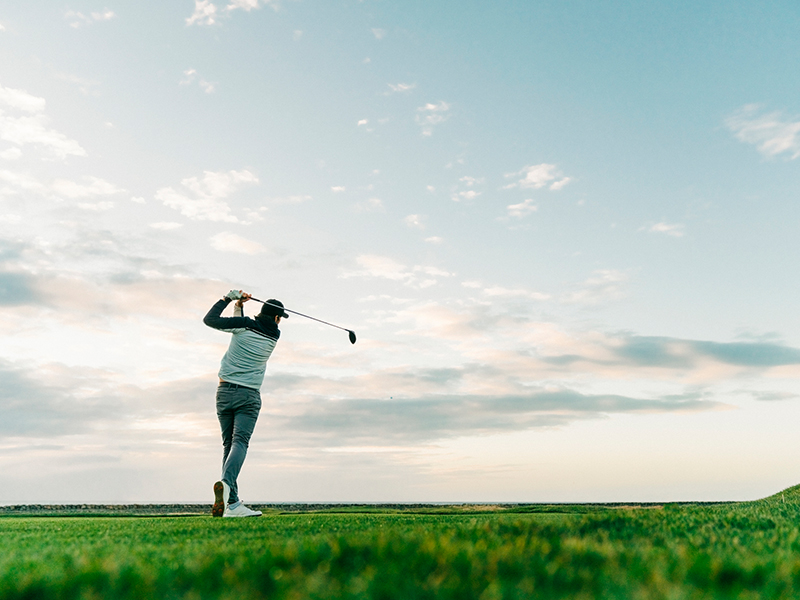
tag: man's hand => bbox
[235,292,252,308]
[224,289,245,301]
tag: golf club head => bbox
[348,330,357,345]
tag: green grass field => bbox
[3,486,800,599]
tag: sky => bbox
[2,0,800,504]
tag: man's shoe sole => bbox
[212,481,225,517]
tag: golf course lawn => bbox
[3,487,800,599]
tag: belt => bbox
[218,381,256,390]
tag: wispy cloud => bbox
[450,175,483,202]
[0,86,46,113]
[726,104,800,159]
[186,0,279,26]
[64,8,115,28]
[506,198,537,218]
[210,231,265,254]
[563,269,628,304]
[479,285,550,301]
[386,83,416,94]
[643,222,685,237]
[416,101,450,136]
[0,85,85,159]
[179,69,215,93]
[504,163,571,191]
[371,28,386,40]
[342,255,453,288]
[155,169,258,222]
[278,388,723,445]
[0,148,22,160]
[149,222,183,231]
[403,214,425,229]
[52,176,125,199]
[186,0,218,25]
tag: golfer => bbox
[203,289,288,517]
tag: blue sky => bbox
[2,0,800,504]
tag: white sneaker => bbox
[212,481,230,518]
[224,502,262,518]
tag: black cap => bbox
[259,299,289,319]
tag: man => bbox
[203,289,289,517]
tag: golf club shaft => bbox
[249,297,353,334]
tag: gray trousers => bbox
[216,383,261,505]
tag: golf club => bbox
[249,297,357,344]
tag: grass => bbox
[3,486,800,599]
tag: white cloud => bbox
[0,86,85,160]
[456,190,480,201]
[227,0,259,10]
[210,231,265,254]
[65,9,116,28]
[371,28,386,40]
[228,0,279,12]
[331,186,346,193]
[726,104,800,159]
[0,22,5,32]
[131,196,146,204]
[425,236,443,244]
[459,176,481,187]
[342,255,453,288]
[416,101,451,136]
[52,176,125,199]
[93,10,115,21]
[0,169,46,194]
[481,286,550,301]
[564,269,628,304]
[180,69,197,85]
[426,185,435,192]
[293,30,303,41]
[187,0,279,25]
[179,69,215,93]
[403,214,425,229]
[150,222,183,231]
[450,175,484,202]
[387,83,416,94]
[460,279,549,300]
[186,0,218,25]
[0,148,21,160]
[645,222,685,237]
[550,177,572,191]
[76,201,114,211]
[507,198,538,218]
[156,169,258,222]
[505,163,570,190]
[0,86,46,113]
[357,119,368,127]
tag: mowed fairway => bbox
[3,488,800,599]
